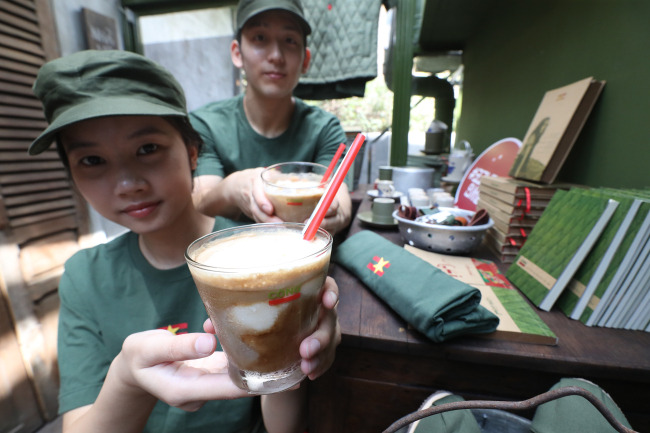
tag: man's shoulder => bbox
[294,97,340,124]
[191,95,242,118]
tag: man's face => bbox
[232,10,310,100]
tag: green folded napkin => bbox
[333,230,499,342]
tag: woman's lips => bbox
[123,201,159,218]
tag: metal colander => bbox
[392,207,493,254]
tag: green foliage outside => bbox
[307,75,436,134]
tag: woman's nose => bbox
[114,168,146,195]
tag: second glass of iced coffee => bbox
[261,162,328,223]
[185,222,332,394]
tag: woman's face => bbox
[60,115,197,235]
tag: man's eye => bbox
[80,155,104,166]
[139,143,158,155]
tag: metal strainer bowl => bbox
[392,207,493,255]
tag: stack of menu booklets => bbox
[477,176,565,264]
[505,187,650,332]
[405,246,557,345]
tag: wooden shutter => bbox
[1,0,90,429]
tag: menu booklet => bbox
[509,77,605,184]
[506,189,619,312]
[405,246,557,345]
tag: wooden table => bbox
[308,193,650,433]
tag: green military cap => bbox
[236,0,312,36]
[29,49,188,155]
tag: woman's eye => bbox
[80,155,104,166]
[138,143,158,155]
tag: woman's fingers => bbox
[123,330,216,367]
[119,330,249,407]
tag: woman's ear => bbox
[231,39,243,68]
[301,47,311,74]
[188,144,199,171]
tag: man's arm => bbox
[319,182,352,235]
[193,171,279,223]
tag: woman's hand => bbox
[116,330,249,412]
[300,276,341,379]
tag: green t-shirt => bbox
[190,94,347,178]
[57,230,264,433]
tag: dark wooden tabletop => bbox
[321,190,650,430]
[309,189,650,433]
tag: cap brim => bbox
[29,97,187,155]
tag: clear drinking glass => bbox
[185,223,332,394]
[261,162,328,223]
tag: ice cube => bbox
[229,302,288,333]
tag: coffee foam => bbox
[273,178,322,188]
[191,231,329,291]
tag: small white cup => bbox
[376,180,396,197]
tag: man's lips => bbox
[122,201,159,218]
[264,71,286,79]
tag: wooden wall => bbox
[0,0,91,431]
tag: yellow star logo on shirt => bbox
[166,324,180,334]
[159,323,188,335]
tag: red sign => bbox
[454,138,522,211]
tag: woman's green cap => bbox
[29,50,188,155]
[236,0,311,36]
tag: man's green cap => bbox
[236,0,311,36]
[29,50,188,155]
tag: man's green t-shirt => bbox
[190,94,347,178]
[57,230,264,433]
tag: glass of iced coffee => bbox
[261,162,328,223]
[185,223,332,394]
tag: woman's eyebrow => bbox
[64,125,168,152]
[128,126,169,139]
[63,139,95,153]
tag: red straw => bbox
[321,143,346,183]
[303,133,366,240]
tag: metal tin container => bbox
[392,207,493,254]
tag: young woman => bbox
[29,49,340,433]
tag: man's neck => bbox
[243,92,295,138]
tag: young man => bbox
[29,49,340,433]
[190,0,352,235]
